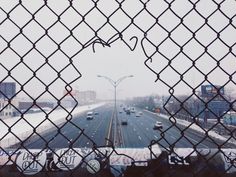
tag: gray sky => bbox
[0,0,235,100]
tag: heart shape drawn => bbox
[123,36,138,51]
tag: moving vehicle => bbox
[153,121,163,129]
[121,119,128,125]
[126,109,131,115]
[131,107,135,113]
[86,111,94,120]
[135,111,143,117]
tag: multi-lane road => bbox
[24,104,113,148]
[23,103,234,149]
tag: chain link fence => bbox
[0,0,236,176]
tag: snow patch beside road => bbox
[150,112,236,146]
[0,103,105,148]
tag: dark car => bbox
[121,119,128,125]
[126,109,131,115]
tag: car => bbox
[153,121,163,129]
[135,111,143,117]
[126,109,131,115]
[135,113,141,117]
[131,107,135,113]
[86,111,94,120]
[121,119,128,125]
[94,111,99,115]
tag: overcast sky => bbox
[0,0,235,100]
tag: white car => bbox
[135,111,143,117]
[153,121,163,129]
[86,111,94,120]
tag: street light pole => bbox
[114,85,117,110]
[97,75,133,110]
[97,74,133,147]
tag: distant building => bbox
[60,98,77,108]
[63,89,97,106]
[0,98,19,119]
[77,90,96,104]
[18,101,54,112]
[0,82,16,99]
[0,82,18,119]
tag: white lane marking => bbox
[133,128,136,131]
[171,135,176,140]
[68,138,73,143]
[154,135,158,139]
[87,142,90,145]
[138,136,142,141]
[146,127,149,131]
[185,135,208,148]
[185,135,198,143]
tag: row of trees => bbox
[127,95,203,118]
[126,95,164,113]
[126,91,234,122]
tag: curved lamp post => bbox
[97,74,133,146]
[97,75,133,109]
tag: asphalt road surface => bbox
[118,107,231,148]
[25,104,113,148]
[23,103,234,149]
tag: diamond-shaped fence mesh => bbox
[0,0,236,177]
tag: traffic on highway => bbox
[21,103,233,149]
[2,103,236,177]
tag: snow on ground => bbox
[0,103,105,148]
[156,113,236,146]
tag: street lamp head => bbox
[129,75,134,78]
[97,75,102,77]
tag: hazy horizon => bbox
[0,0,235,101]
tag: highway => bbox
[25,104,114,148]
[23,103,234,149]
[118,108,226,148]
